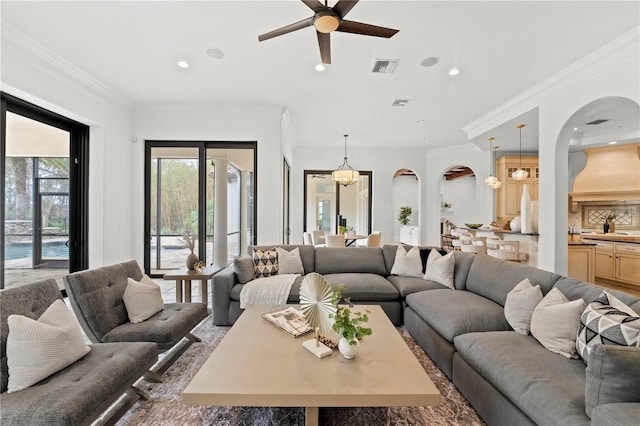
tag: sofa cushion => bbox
[386,275,447,297]
[591,403,640,425]
[123,275,164,323]
[233,257,255,284]
[315,247,387,275]
[577,292,640,363]
[250,245,315,275]
[405,290,510,342]
[531,288,585,359]
[585,344,640,417]
[390,245,423,277]
[423,250,455,288]
[554,277,640,313]
[276,247,304,274]
[7,299,90,393]
[102,302,207,350]
[465,254,561,306]
[454,331,589,425]
[253,247,279,278]
[0,342,157,425]
[323,273,399,301]
[503,278,543,335]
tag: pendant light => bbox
[489,144,502,189]
[332,134,360,186]
[484,137,499,187]
[512,124,528,181]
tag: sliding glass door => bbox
[145,141,256,276]
[1,93,89,290]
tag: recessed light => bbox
[206,48,224,59]
[420,57,439,67]
[448,67,460,76]
[609,141,618,145]
[177,60,190,69]
[315,64,325,72]
[573,127,578,131]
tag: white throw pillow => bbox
[530,288,585,358]
[276,247,304,275]
[7,299,90,393]
[123,274,164,323]
[423,249,455,289]
[390,245,423,278]
[504,278,543,335]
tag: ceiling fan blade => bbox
[301,0,325,12]
[336,20,399,38]
[317,31,331,64]
[333,0,359,18]
[258,17,313,42]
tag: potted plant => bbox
[398,206,412,226]
[330,285,372,359]
[443,202,453,210]
[605,211,618,233]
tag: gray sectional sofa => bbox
[212,244,640,425]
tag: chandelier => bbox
[332,134,360,186]
[484,137,501,189]
[511,124,529,181]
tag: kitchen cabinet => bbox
[496,156,539,222]
[584,239,640,288]
[568,244,595,283]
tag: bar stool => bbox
[460,236,487,254]
[487,240,528,262]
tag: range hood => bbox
[570,143,640,202]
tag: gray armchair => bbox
[63,260,208,378]
[1,279,157,425]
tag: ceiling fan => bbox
[258,0,399,64]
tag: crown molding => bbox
[1,21,133,110]
[462,26,640,140]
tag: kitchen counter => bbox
[568,241,596,246]
[581,234,640,244]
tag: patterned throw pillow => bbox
[253,248,279,278]
[577,292,640,364]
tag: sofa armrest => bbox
[591,402,640,425]
[585,344,640,418]
[211,266,238,325]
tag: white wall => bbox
[1,27,135,267]
[291,145,427,246]
[441,175,480,227]
[133,104,285,255]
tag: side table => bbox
[163,266,222,308]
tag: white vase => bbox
[338,337,360,359]
[531,201,539,233]
[520,184,532,234]
[510,216,522,232]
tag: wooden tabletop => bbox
[182,304,440,424]
[163,265,222,280]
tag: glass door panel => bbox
[305,172,336,234]
[149,147,199,274]
[339,174,370,235]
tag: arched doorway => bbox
[392,169,420,244]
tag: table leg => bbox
[175,280,183,303]
[185,280,192,302]
[201,279,208,308]
[305,407,319,426]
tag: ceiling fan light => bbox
[314,13,340,33]
[511,169,529,181]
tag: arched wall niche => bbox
[439,164,484,231]
[392,168,420,244]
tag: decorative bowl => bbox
[465,223,483,229]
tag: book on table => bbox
[262,306,314,338]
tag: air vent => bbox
[372,59,399,74]
[586,119,609,125]
[392,99,409,107]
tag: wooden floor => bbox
[594,279,640,297]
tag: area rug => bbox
[117,317,485,426]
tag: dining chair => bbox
[303,232,313,245]
[366,231,382,247]
[487,240,527,262]
[326,234,346,247]
[312,230,326,247]
[460,236,487,254]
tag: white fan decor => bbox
[299,273,336,358]
[300,273,336,335]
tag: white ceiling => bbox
[2,1,639,152]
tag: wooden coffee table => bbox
[182,304,440,425]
